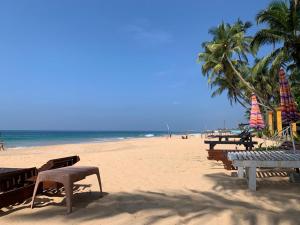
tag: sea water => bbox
[0,131,169,148]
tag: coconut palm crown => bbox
[251,0,300,72]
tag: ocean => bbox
[0,131,170,149]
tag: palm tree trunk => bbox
[226,56,275,111]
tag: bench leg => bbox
[237,167,244,178]
[31,177,41,209]
[95,169,103,195]
[63,178,73,214]
[248,167,256,191]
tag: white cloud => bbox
[124,24,172,45]
[168,81,186,89]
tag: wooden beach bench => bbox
[205,130,257,151]
[227,150,300,191]
[204,140,257,150]
[0,167,37,208]
[207,132,254,141]
[0,155,80,208]
[207,149,248,170]
[205,133,257,169]
[207,134,241,141]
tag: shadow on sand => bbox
[2,172,300,225]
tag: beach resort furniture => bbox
[207,149,247,170]
[204,139,257,150]
[31,166,103,213]
[205,132,257,169]
[0,155,80,208]
[207,141,300,170]
[38,155,81,190]
[280,141,300,150]
[39,155,80,172]
[205,129,257,150]
[0,167,37,208]
[205,131,256,169]
[227,150,300,191]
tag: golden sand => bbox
[0,136,299,225]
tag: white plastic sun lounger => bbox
[227,150,300,191]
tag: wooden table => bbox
[31,166,103,213]
[228,150,300,191]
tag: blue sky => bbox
[0,0,270,131]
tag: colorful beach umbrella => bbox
[279,68,300,125]
[249,94,265,130]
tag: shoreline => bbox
[4,134,171,151]
[3,136,175,154]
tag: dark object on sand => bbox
[0,155,80,208]
[31,166,103,214]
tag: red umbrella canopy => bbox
[249,94,265,130]
[279,68,300,125]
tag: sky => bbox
[0,0,271,131]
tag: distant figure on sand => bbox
[0,142,4,151]
[0,132,4,151]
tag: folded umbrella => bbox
[249,94,265,130]
[279,68,300,151]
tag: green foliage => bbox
[296,95,300,111]
[198,20,264,109]
[255,144,279,151]
[199,0,300,114]
[252,0,300,73]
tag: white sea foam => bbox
[144,134,154,137]
[8,146,30,150]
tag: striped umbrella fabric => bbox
[279,68,300,125]
[249,94,265,130]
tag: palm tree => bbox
[251,0,300,72]
[198,20,274,110]
[210,75,250,108]
[249,59,280,107]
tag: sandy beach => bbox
[1,136,300,225]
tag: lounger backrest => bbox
[38,155,80,172]
[0,167,37,192]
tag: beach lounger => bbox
[38,155,80,172]
[0,155,80,208]
[31,166,103,213]
[228,150,300,191]
[0,167,37,208]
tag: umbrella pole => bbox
[290,123,296,153]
